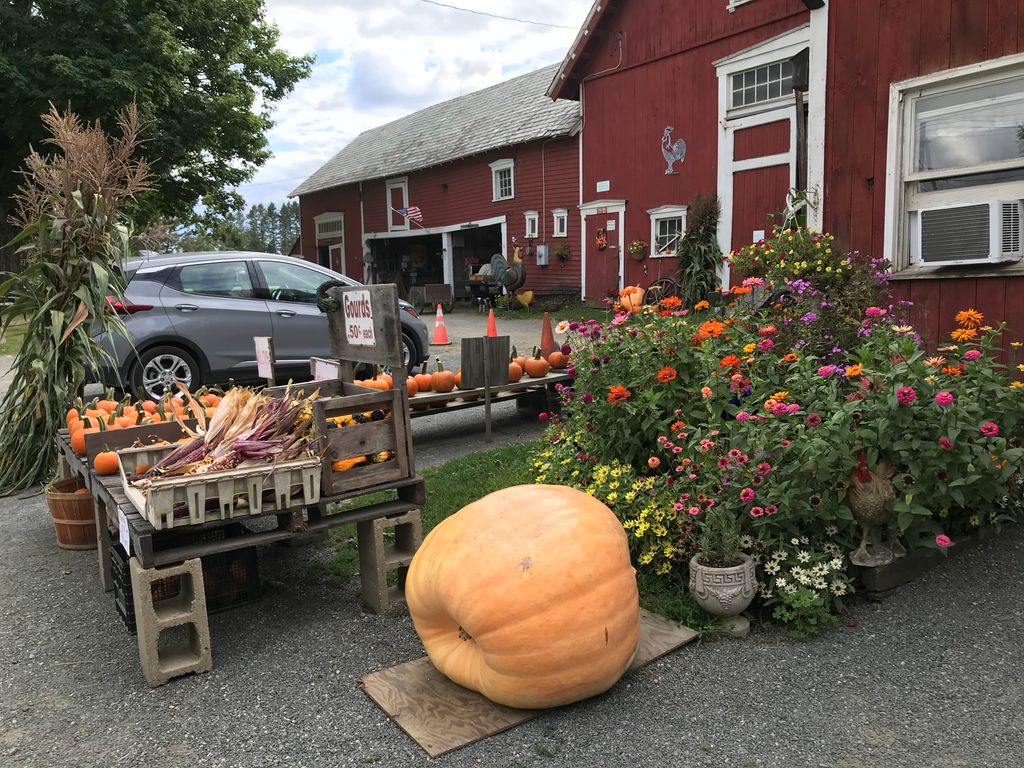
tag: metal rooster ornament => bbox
[847,454,901,567]
[661,126,687,175]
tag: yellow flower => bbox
[1010,381,1024,390]
[893,325,914,334]
[925,374,938,383]
[743,342,756,353]
[1017,364,1024,373]
[1012,342,1022,348]
[969,514,981,527]
[771,390,790,401]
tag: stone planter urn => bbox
[688,553,757,618]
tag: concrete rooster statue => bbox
[661,126,687,175]
[847,453,899,567]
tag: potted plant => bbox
[627,239,648,262]
[689,507,757,620]
[552,243,570,267]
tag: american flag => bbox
[397,206,423,222]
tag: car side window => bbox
[259,261,330,303]
[178,262,254,298]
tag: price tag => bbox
[118,507,131,555]
[313,357,341,381]
[343,289,376,347]
[254,336,274,380]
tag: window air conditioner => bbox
[913,201,1023,267]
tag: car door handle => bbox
[276,309,296,318]
[175,304,199,312]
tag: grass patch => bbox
[0,322,27,356]
[315,439,720,633]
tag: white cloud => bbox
[235,0,592,207]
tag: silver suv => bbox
[94,251,430,400]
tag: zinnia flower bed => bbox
[535,231,1024,636]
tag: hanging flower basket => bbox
[628,240,648,262]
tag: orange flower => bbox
[607,385,632,404]
[844,363,864,378]
[771,390,789,401]
[731,286,752,295]
[951,327,977,342]
[955,308,983,328]
[941,365,963,376]
[719,355,742,369]
[671,419,686,431]
[659,296,682,309]
[700,386,713,398]
[656,366,677,383]
[924,356,946,367]
[698,320,725,338]
[782,352,798,363]
[694,300,710,311]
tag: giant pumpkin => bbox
[406,484,640,709]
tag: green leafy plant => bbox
[695,506,743,567]
[771,586,837,639]
[0,104,150,494]
[678,194,721,307]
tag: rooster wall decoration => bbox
[661,126,687,175]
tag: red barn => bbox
[549,0,1024,340]
[291,65,582,305]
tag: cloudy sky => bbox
[236,0,593,208]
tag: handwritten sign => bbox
[343,289,376,347]
[118,507,131,555]
[312,357,341,381]
[254,336,274,381]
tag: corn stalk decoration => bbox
[0,105,150,495]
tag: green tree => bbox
[0,0,312,266]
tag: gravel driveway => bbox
[4,309,1023,767]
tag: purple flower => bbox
[561,344,572,355]
[801,311,818,324]
[581,392,593,405]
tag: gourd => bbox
[523,347,550,378]
[430,358,456,393]
[406,484,640,709]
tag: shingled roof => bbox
[290,64,580,197]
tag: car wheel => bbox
[401,331,418,374]
[131,345,201,401]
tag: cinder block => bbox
[357,510,422,614]
[129,557,213,687]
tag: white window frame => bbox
[524,211,539,239]
[489,159,515,201]
[727,0,755,11]
[648,205,687,259]
[552,208,568,238]
[728,58,795,114]
[884,52,1024,272]
[313,211,344,242]
[386,177,409,232]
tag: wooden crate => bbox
[272,379,414,497]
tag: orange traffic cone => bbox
[486,308,497,337]
[539,312,556,358]
[431,303,452,346]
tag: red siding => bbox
[824,0,1024,342]
[731,165,791,249]
[297,136,581,296]
[733,121,790,162]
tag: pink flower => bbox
[935,534,951,548]
[771,402,789,416]
[648,456,661,469]
[963,349,982,361]
[817,365,836,377]
[740,487,755,503]
[780,439,792,447]
[979,421,1000,437]
[673,502,684,511]
[687,506,701,516]
[935,391,954,406]
[786,403,800,414]
[757,462,772,476]
[742,277,765,288]
[657,435,668,444]
[865,306,887,317]
[805,413,822,427]
[672,445,683,453]
[701,386,713,398]
[938,436,954,451]
[757,338,775,351]
[736,410,750,421]
[765,504,778,516]
[749,506,765,518]
[688,473,697,480]
[896,386,917,406]
[610,313,628,326]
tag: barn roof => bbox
[290,64,581,197]
[546,0,619,101]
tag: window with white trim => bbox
[727,0,755,12]
[887,57,1024,270]
[524,211,539,239]
[730,59,794,110]
[489,159,514,201]
[386,177,409,232]
[314,212,344,241]
[648,205,687,258]
[552,208,568,237]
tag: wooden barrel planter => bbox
[45,477,97,550]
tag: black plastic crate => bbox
[111,527,261,634]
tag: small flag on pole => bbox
[397,206,423,223]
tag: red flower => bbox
[656,366,677,383]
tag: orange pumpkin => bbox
[406,485,640,709]
[65,407,81,428]
[413,363,433,393]
[96,399,119,413]
[430,358,456,393]
[617,285,645,314]
[524,348,550,379]
[140,400,158,415]
[93,450,120,476]
[508,361,523,383]
[547,350,568,369]
[406,377,419,397]
[71,427,96,455]
[511,346,527,372]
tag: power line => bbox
[416,0,577,30]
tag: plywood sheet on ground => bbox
[359,609,698,758]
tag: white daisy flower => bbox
[739,535,754,549]
[790,537,800,546]
[797,550,812,563]
[764,561,780,575]
[829,558,844,571]
[773,550,788,561]
[825,524,839,536]
[831,580,848,596]
[775,577,788,589]
[814,578,827,590]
